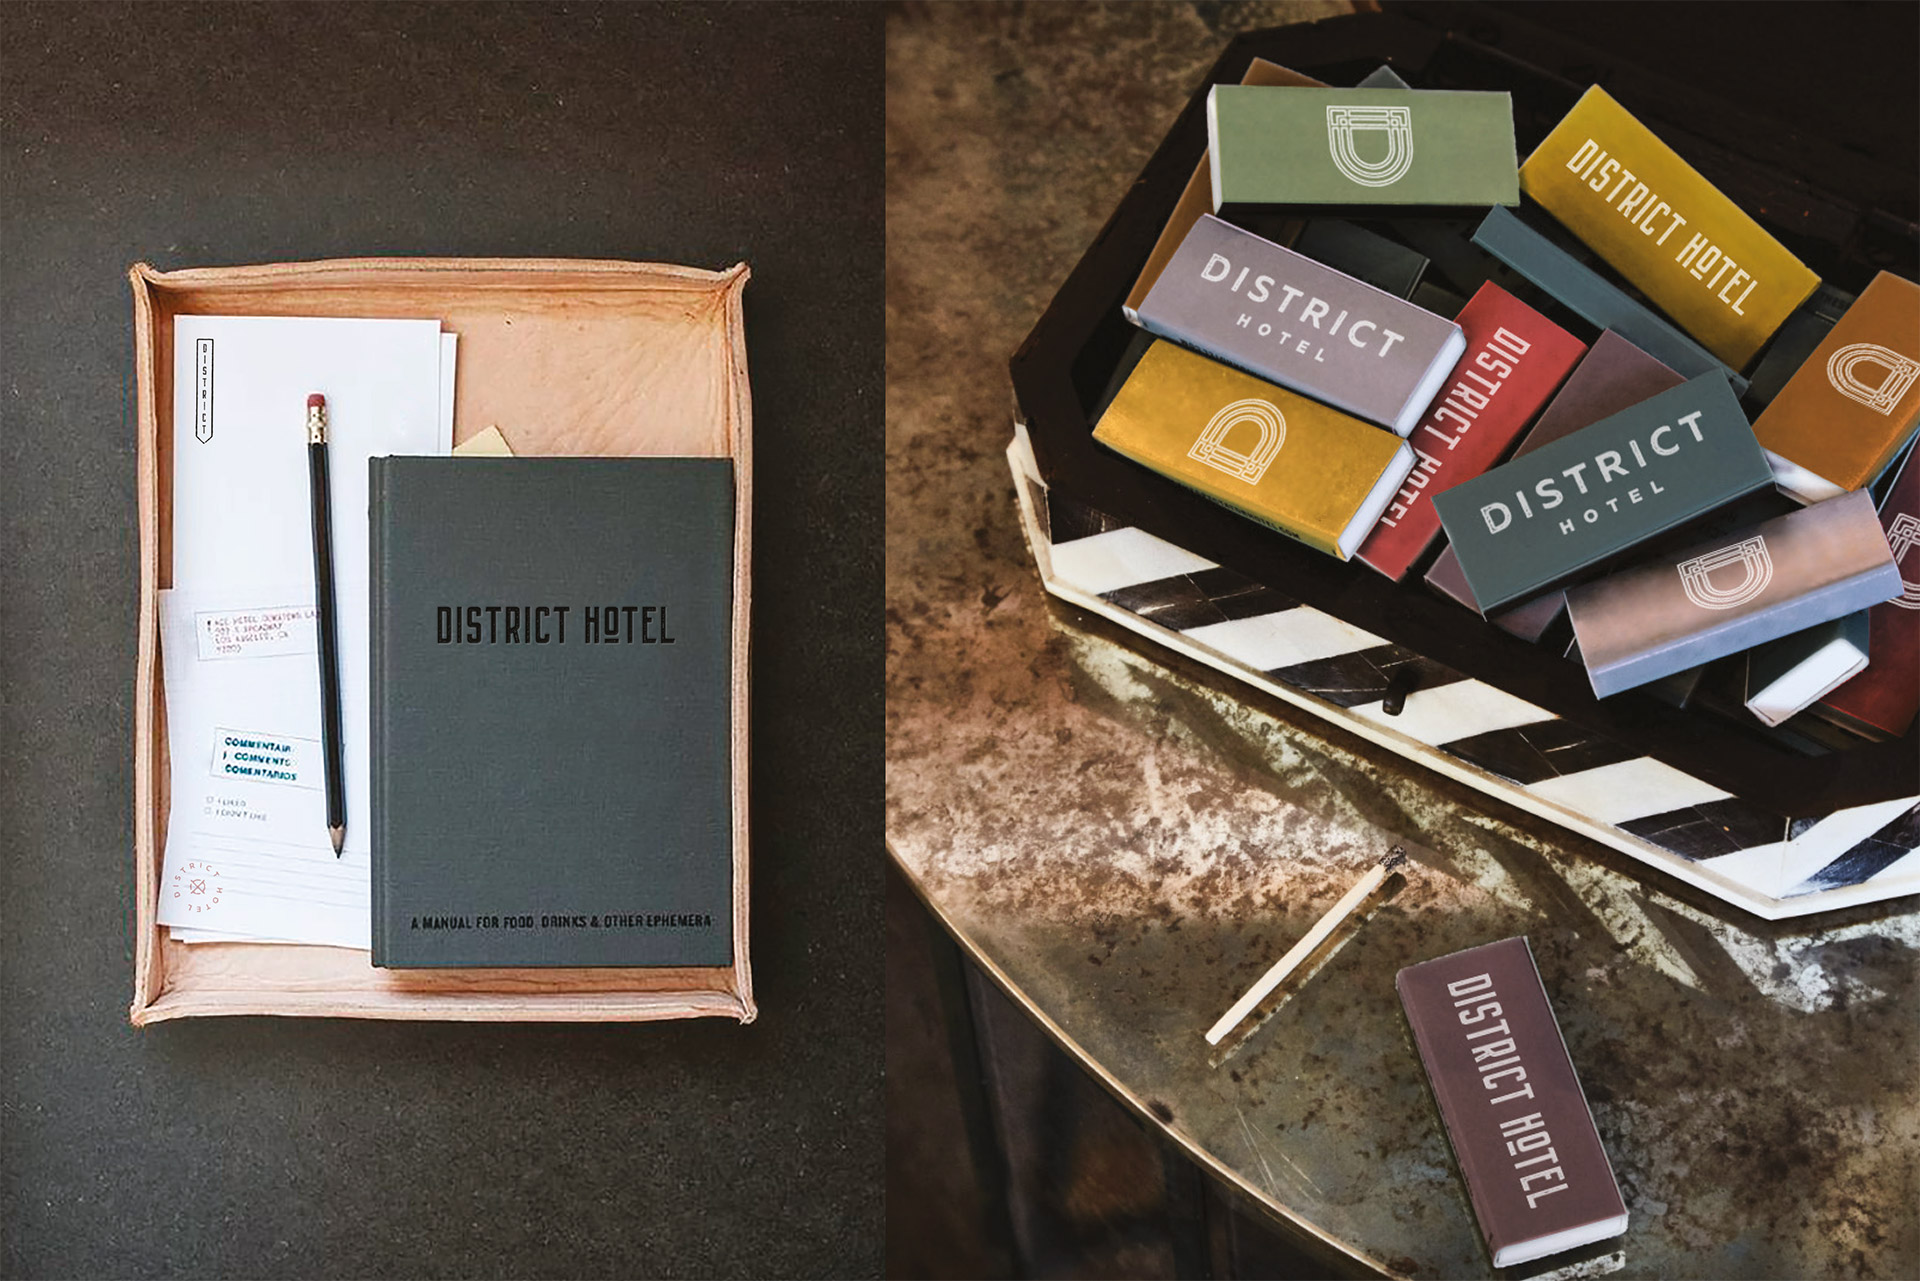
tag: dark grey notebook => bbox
[370,456,735,968]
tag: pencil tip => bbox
[330,825,345,856]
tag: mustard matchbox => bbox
[1520,86,1820,370]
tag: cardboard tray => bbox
[130,257,754,1024]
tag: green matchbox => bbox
[1208,86,1520,213]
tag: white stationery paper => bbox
[439,332,458,440]
[158,584,372,947]
[172,316,449,591]
[162,316,453,947]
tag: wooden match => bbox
[1204,845,1410,1046]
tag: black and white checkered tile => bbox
[1010,427,1919,919]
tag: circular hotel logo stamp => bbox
[170,859,225,917]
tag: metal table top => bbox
[885,6,1919,1277]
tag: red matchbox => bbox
[1358,282,1585,581]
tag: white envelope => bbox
[173,315,449,590]
[161,317,454,948]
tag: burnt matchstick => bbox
[1205,844,1410,1046]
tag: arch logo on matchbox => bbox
[1677,536,1774,611]
[1826,342,1920,416]
[1189,399,1285,484]
[1887,513,1920,610]
[1326,105,1413,188]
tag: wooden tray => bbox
[131,258,754,1023]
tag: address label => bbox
[194,604,316,661]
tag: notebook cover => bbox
[1091,340,1413,559]
[1425,330,1687,633]
[1357,282,1586,580]
[1817,451,1920,737]
[1135,214,1465,434]
[1519,86,1819,369]
[1565,490,1902,698]
[370,456,735,968]
[1752,271,1920,498]
[1397,937,1627,1269]
[1472,207,1747,394]
[1207,85,1519,211]
[1434,373,1773,613]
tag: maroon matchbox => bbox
[1398,937,1628,1269]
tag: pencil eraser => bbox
[307,393,326,408]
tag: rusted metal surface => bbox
[885,5,1920,1278]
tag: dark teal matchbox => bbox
[1472,207,1748,395]
[1432,374,1775,613]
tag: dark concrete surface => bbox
[0,4,882,1278]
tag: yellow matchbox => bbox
[1093,341,1414,560]
[1520,86,1818,370]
